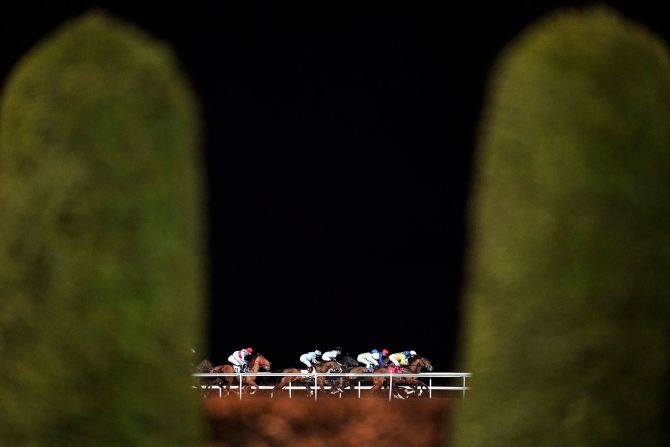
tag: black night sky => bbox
[3,1,669,371]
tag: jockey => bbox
[357,351,376,371]
[388,350,417,373]
[228,347,253,372]
[357,349,388,371]
[374,349,389,367]
[300,350,322,373]
[321,347,342,363]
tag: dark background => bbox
[2,1,668,370]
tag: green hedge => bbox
[453,8,670,446]
[0,12,205,446]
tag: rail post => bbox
[288,380,292,398]
[239,372,243,400]
[314,372,318,401]
[429,378,432,399]
[358,380,361,398]
[388,371,393,401]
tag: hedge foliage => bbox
[453,8,670,447]
[0,12,205,446]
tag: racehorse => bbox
[321,354,358,392]
[194,359,214,373]
[339,354,359,368]
[335,353,400,394]
[211,353,271,396]
[270,361,343,397]
[193,358,215,397]
[336,361,376,394]
[371,356,434,398]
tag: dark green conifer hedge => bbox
[0,12,205,446]
[453,8,670,446]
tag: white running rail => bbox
[192,372,471,401]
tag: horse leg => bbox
[318,377,329,394]
[403,378,426,397]
[225,378,234,397]
[370,377,383,393]
[271,377,289,398]
[415,379,430,397]
[248,380,259,395]
[342,377,349,393]
[400,378,426,397]
[300,378,312,397]
[334,377,345,394]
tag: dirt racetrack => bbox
[204,396,453,447]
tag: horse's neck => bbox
[407,362,422,372]
[319,361,336,371]
[249,359,260,372]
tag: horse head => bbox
[253,353,272,371]
[412,356,433,372]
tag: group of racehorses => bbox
[194,353,434,399]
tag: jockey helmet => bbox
[403,350,411,356]
[371,349,379,354]
[314,350,322,356]
[410,350,417,356]
[246,347,253,353]
[336,347,342,352]
[381,349,389,356]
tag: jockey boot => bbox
[367,366,375,372]
[308,366,313,373]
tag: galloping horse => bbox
[336,359,376,394]
[320,354,359,392]
[370,356,434,398]
[193,359,215,397]
[211,353,271,396]
[339,354,359,368]
[270,361,342,397]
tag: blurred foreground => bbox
[204,396,452,447]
